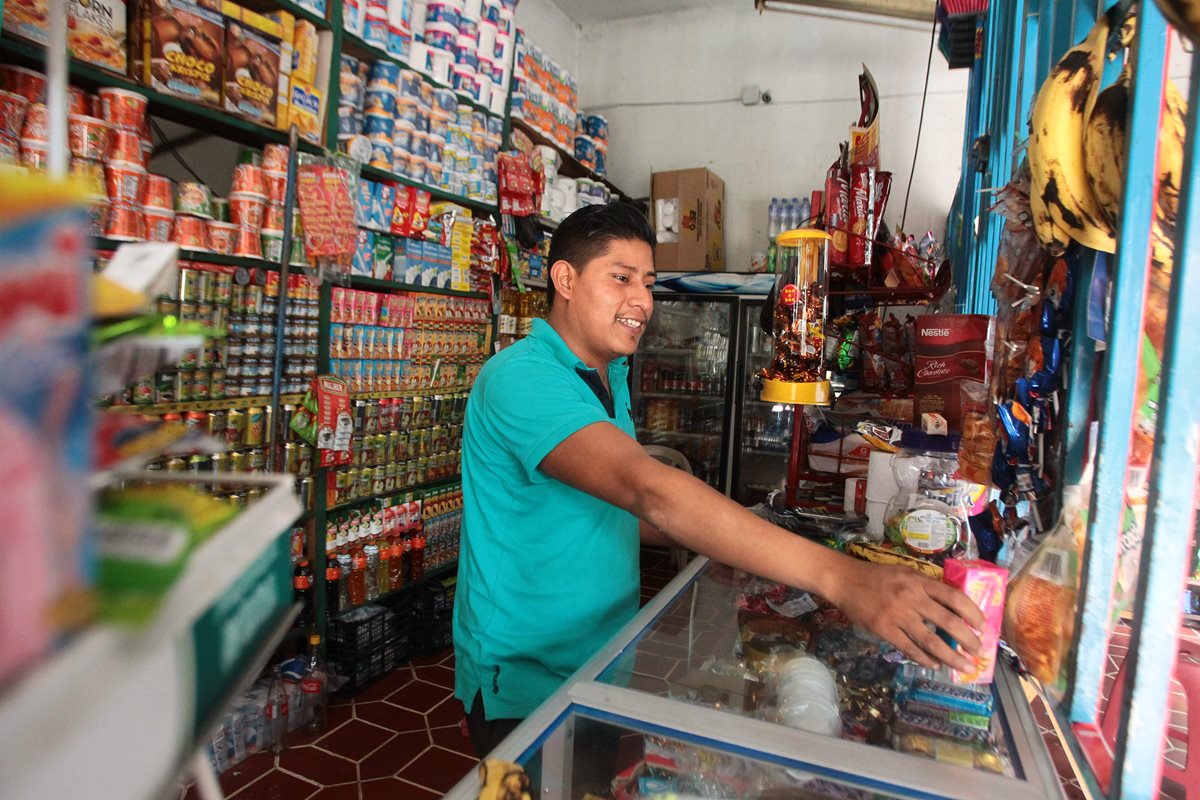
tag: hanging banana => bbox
[1028,6,1120,253]
[1155,0,1200,43]
[1084,65,1130,225]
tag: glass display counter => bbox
[445,557,1065,800]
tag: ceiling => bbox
[550,0,739,26]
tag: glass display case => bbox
[445,557,1064,800]
[732,298,793,506]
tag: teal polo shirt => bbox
[453,318,640,719]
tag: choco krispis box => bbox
[139,0,224,108]
[222,3,282,127]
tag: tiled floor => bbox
[179,548,682,799]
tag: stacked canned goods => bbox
[326,391,467,508]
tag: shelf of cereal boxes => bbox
[510,117,630,202]
[0,471,302,800]
[237,0,331,31]
[361,164,499,216]
[0,33,326,157]
[101,393,307,416]
[340,31,503,122]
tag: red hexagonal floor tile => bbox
[357,729,431,780]
[360,777,441,799]
[354,700,427,733]
[413,664,455,689]
[350,667,416,703]
[385,678,451,713]
[312,719,395,763]
[227,768,320,799]
[217,752,275,796]
[397,745,478,794]
[424,695,467,729]
[429,723,476,758]
[277,746,358,787]
[306,783,361,800]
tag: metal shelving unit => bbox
[509,117,631,202]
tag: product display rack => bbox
[510,117,631,203]
[102,393,307,416]
[0,33,326,157]
[347,271,490,297]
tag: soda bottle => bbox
[266,666,289,754]
[293,561,313,628]
[324,554,341,617]
[411,531,425,581]
[300,634,329,737]
[349,546,367,608]
[388,538,404,590]
[363,540,379,601]
[334,550,350,611]
[376,538,392,596]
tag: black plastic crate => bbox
[328,604,396,657]
[333,632,412,695]
[413,576,456,622]
[413,617,453,658]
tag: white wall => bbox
[515,0,580,75]
[577,3,970,272]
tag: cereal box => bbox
[4,0,128,74]
[222,3,282,127]
[143,0,225,107]
[942,558,1007,685]
[287,77,322,143]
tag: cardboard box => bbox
[222,3,283,127]
[142,0,225,108]
[4,0,128,74]
[286,77,322,144]
[651,167,725,271]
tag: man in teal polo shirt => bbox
[454,203,985,757]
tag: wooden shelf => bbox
[100,394,305,415]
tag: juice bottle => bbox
[348,543,367,608]
[388,538,404,590]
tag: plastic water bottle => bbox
[300,634,329,737]
[798,197,812,227]
[266,666,289,754]
[789,197,802,229]
[767,197,780,239]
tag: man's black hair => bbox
[545,202,655,307]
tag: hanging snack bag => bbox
[1003,477,1089,699]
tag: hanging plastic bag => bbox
[1002,473,1090,700]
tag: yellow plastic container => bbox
[761,228,831,406]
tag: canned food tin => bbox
[282,442,299,474]
[209,368,226,399]
[174,370,194,402]
[188,453,211,472]
[207,410,226,437]
[226,409,246,445]
[211,452,230,473]
[230,450,248,472]
[371,466,386,495]
[165,456,187,472]
[297,477,314,509]
[245,406,264,445]
[190,369,210,401]
[247,448,266,472]
[178,268,203,302]
[298,444,313,476]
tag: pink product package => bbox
[942,558,1008,685]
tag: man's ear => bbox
[550,259,574,301]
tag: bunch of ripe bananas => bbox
[1028,2,1186,273]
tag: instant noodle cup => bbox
[67,115,111,161]
[263,170,288,203]
[0,65,46,104]
[264,201,286,230]
[232,225,263,258]
[19,140,48,171]
[176,182,214,218]
[85,195,111,237]
[229,191,268,228]
[0,91,29,140]
[70,157,106,196]
[143,207,176,243]
[107,129,144,166]
[207,220,238,254]
[105,161,147,204]
[261,228,285,262]
[67,86,92,116]
[261,143,289,172]
[232,164,266,195]
[0,135,21,165]
[20,103,47,142]
[98,88,147,131]
[210,196,230,222]
[106,202,145,240]
[143,174,175,210]
[174,214,209,250]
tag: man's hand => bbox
[826,558,987,671]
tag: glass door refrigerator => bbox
[631,294,739,492]
[730,296,794,506]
